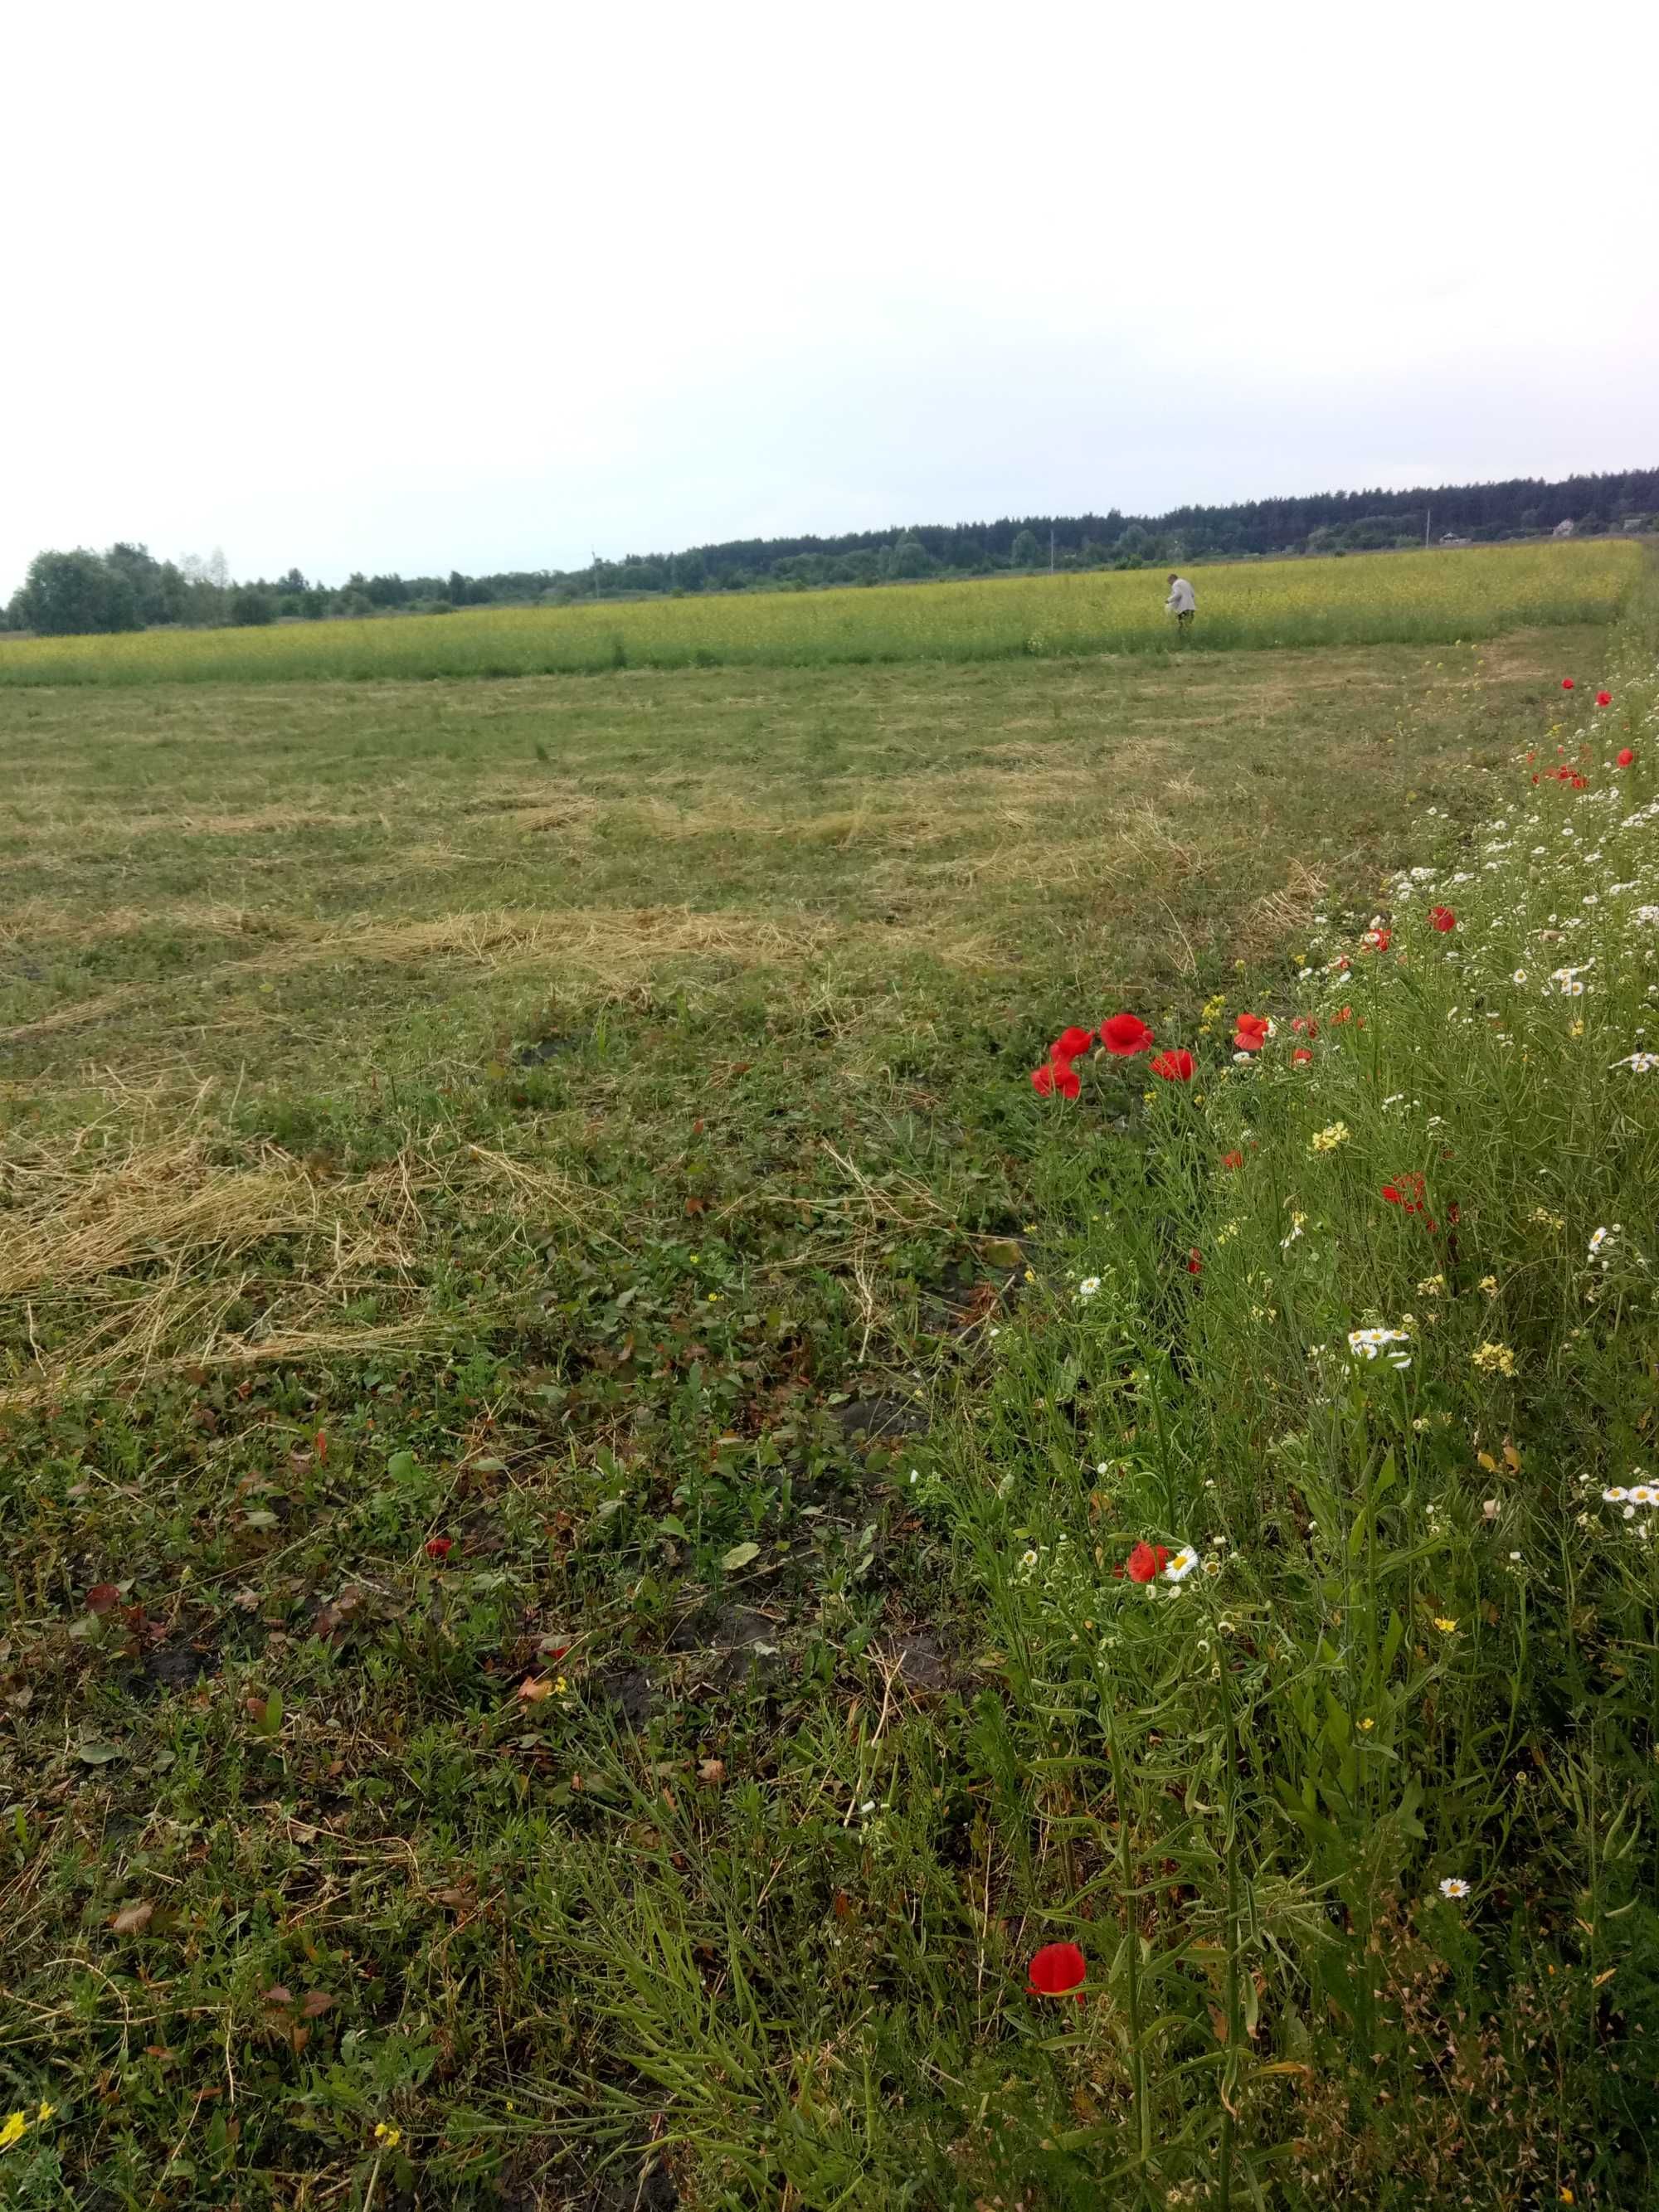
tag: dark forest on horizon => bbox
[7,467,1656,637]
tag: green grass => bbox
[0,538,1639,686]
[2,596,1657,2207]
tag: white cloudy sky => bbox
[3,0,1655,592]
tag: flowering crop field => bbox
[2,585,1658,2206]
[0,537,1640,686]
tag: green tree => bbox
[228,586,276,626]
[1010,529,1040,569]
[105,542,178,624]
[14,548,141,635]
[888,537,933,579]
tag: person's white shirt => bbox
[1165,576,1196,615]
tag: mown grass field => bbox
[0,538,1639,685]
[2,574,1657,2210]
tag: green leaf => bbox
[720,1541,761,1573]
[76,1738,124,1765]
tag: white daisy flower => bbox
[1347,1325,1413,1369]
[1603,1486,1630,1502]
[1163,1547,1199,1582]
[1617,1053,1659,1072]
[1438,1877,1470,1899]
[1078,1276,1102,1300]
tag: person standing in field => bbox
[1165,571,1196,631]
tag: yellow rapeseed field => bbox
[0,538,1640,685]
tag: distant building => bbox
[1439,533,1472,547]
[1553,518,1576,537]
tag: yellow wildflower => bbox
[0,2111,27,2151]
[1310,1121,1351,1154]
[374,2122,403,2148]
[35,2103,55,2126]
[1478,1275,1499,1296]
[1472,1342,1517,1377]
[1434,1617,1459,1634]
[1417,1273,1446,1295]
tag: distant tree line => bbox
[5,469,1655,636]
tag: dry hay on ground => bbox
[0,1115,977,1407]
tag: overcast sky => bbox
[4,0,1656,593]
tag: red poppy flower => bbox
[1570,774,1587,790]
[1126,1541,1171,1583]
[315,1429,328,1461]
[1597,691,1613,707]
[1361,927,1392,954]
[1222,1150,1243,1170]
[1099,1013,1155,1057]
[1618,748,1635,768]
[1428,906,1456,933]
[1561,677,1574,690]
[1052,1027,1095,1062]
[1185,1249,1202,1276]
[1292,1047,1313,1065]
[1032,1061,1081,1099]
[1531,774,1540,785]
[1331,1005,1354,1024]
[426,1535,453,1560]
[1149,1049,1194,1082]
[1026,1942,1087,2001]
[1381,1173,1427,1214]
[1233,1013,1270,1053]
[1291,1016,1317,1037]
